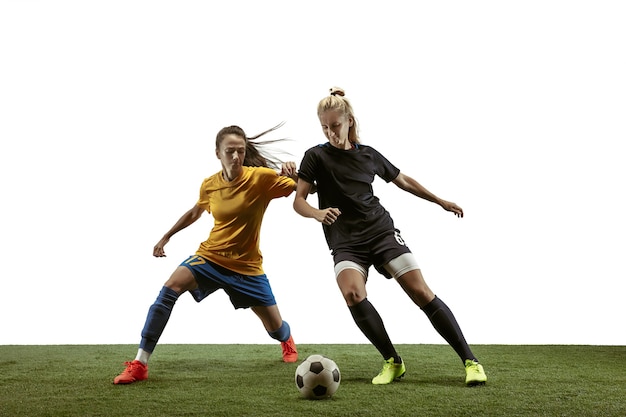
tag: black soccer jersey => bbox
[298,143,401,251]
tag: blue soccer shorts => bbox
[180,255,277,309]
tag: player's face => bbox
[319,110,353,150]
[216,134,246,181]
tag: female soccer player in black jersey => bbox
[293,87,487,386]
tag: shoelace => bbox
[282,342,296,354]
[379,361,395,373]
[123,361,143,373]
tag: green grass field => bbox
[1,344,624,417]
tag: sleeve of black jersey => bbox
[297,147,317,184]
[370,147,401,182]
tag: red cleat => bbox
[281,335,298,363]
[113,360,148,385]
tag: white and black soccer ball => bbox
[294,354,341,400]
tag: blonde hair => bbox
[317,87,360,144]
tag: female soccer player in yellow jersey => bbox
[114,124,299,385]
[293,87,487,386]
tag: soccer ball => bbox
[294,354,341,400]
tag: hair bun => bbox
[329,87,345,97]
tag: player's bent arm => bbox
[293,179,341,225]
[293,179,325,219]
[293,179,316,218]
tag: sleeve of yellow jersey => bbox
[259,167,296,199]
[196,176,214,213]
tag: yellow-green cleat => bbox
[372,357,406,385]
[464,359,487,386]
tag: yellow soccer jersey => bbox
[195,166,295,275]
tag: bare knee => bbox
[163,266,197,294]
[336,269,367,307]
[341,289,366,306]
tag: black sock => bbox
[349,298,400,363]
[422,296,476,363]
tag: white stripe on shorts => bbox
[334,260,368,279]
[383,253,420,279]
[334,253,420,280]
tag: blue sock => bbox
[268,321,291,342]
[139,286,179,353]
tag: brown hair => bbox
[215,123,287,169]
[317,87,360,144]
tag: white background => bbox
[1,1,624,347]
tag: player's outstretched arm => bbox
[392,172,463,218]
[153,204,204,257]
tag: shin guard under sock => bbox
[422,296,476,362]
[268,321,291,342]
[349,298,399,362]
[139,286,179,353]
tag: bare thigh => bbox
[163,266,198,294]
[336,268,368,307]
[251,305,283,332]
[396,269,436,308]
